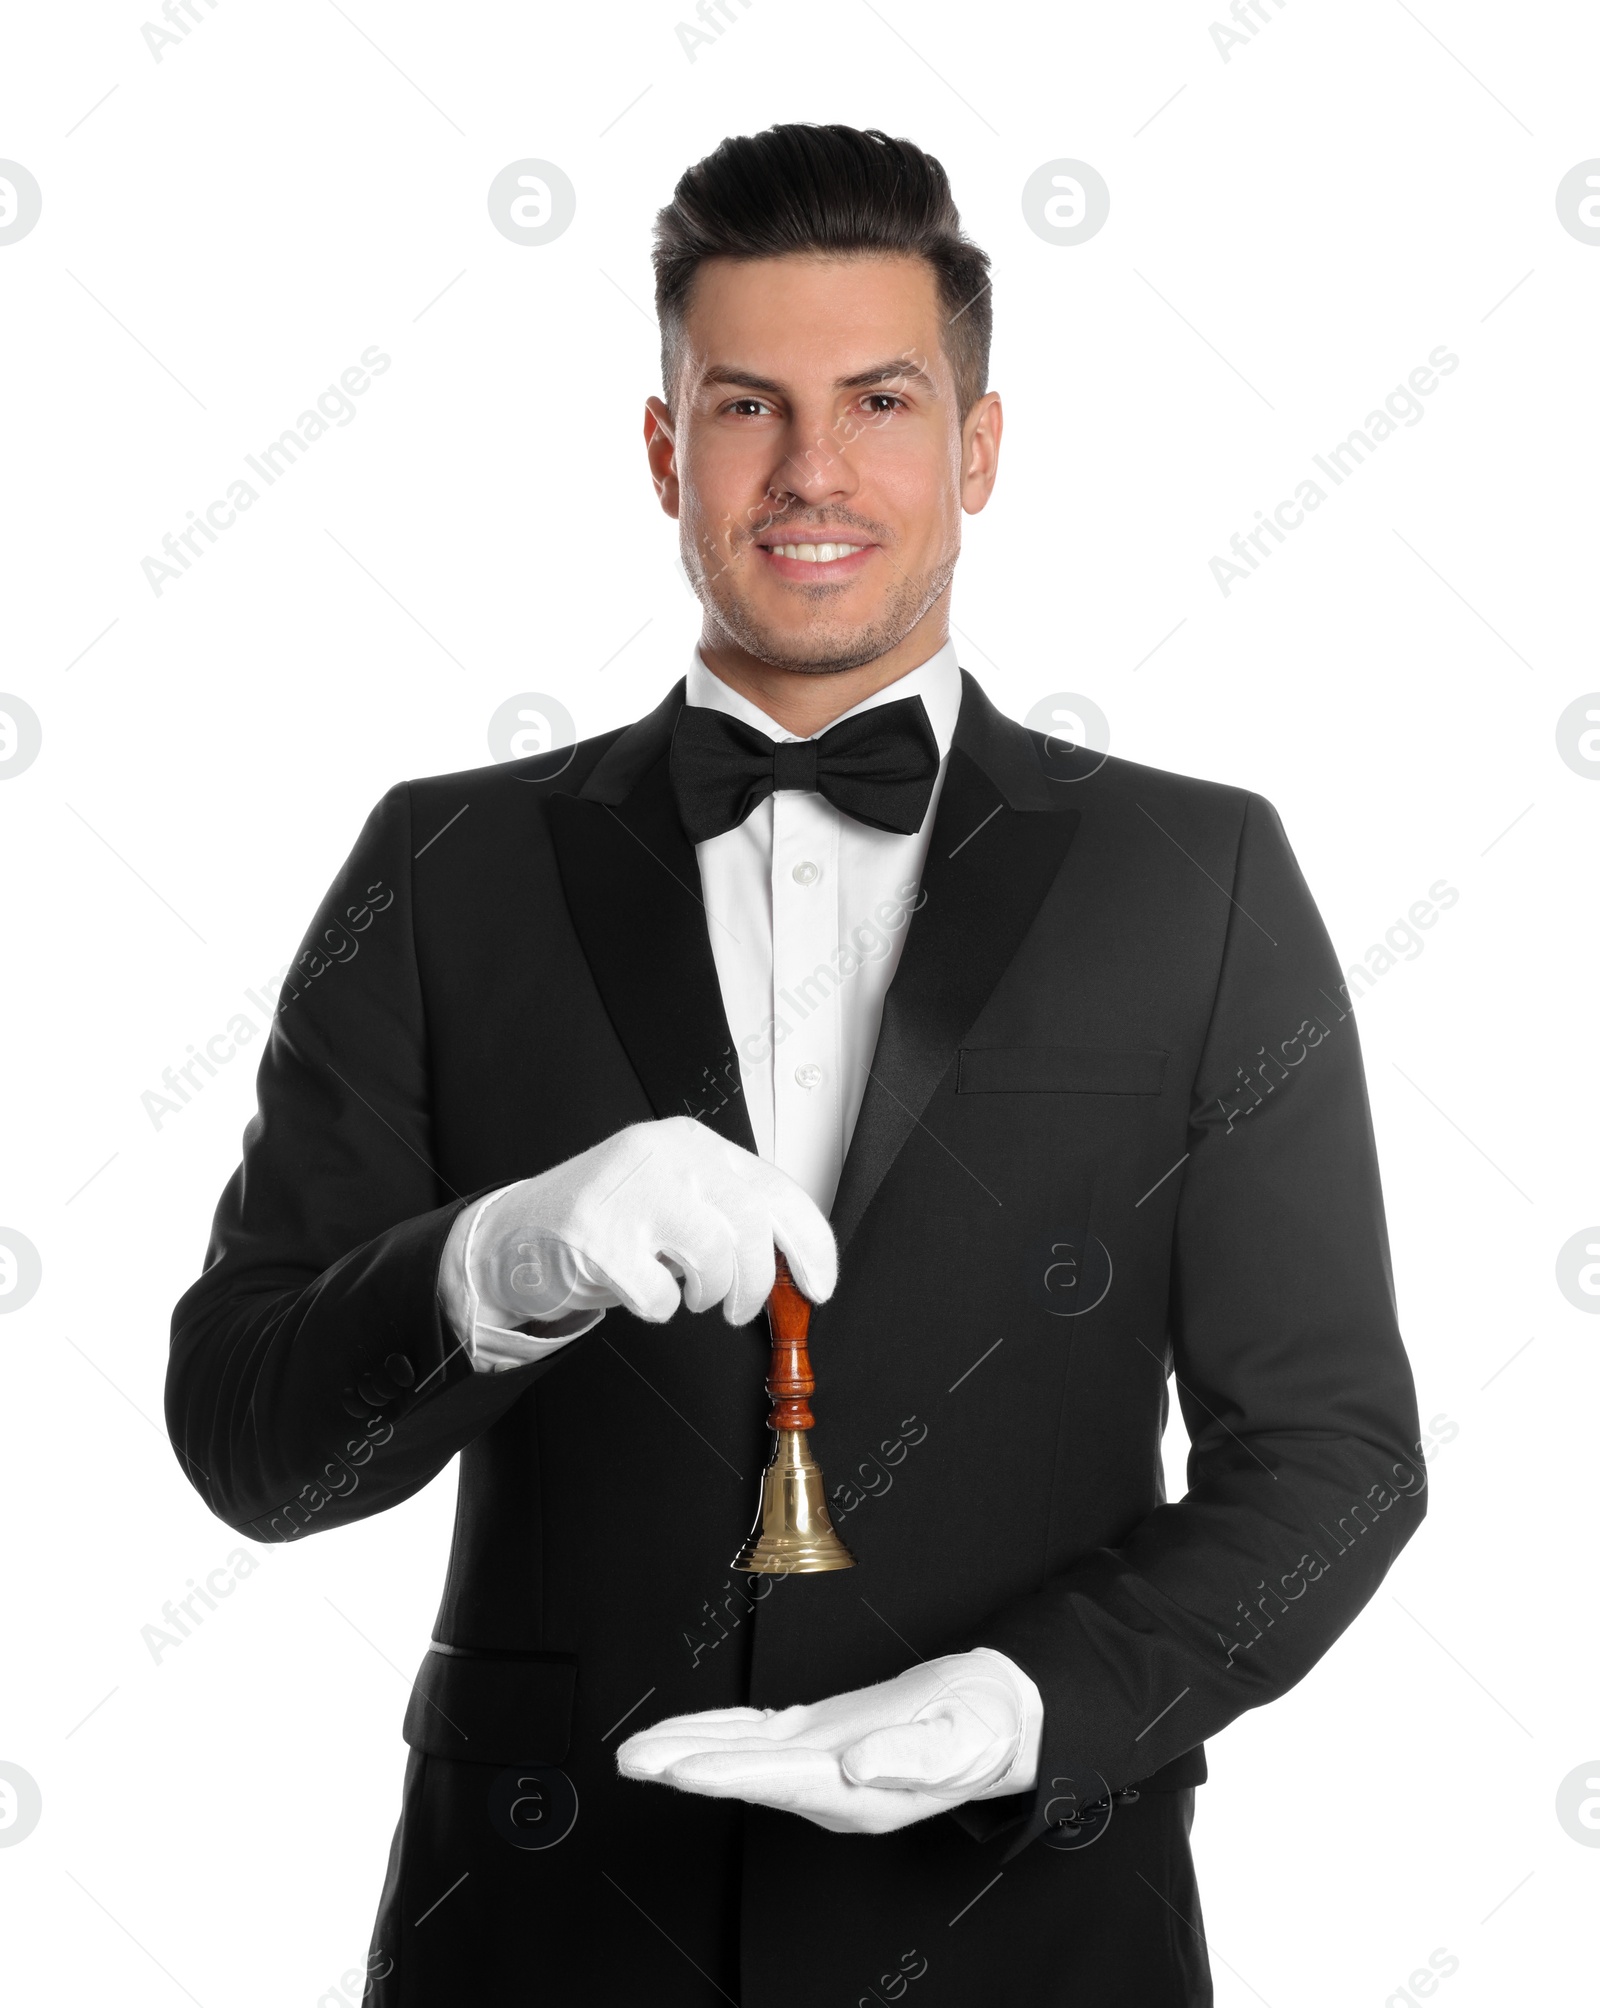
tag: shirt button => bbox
[791,860,821,886]
[794,1063,824,1090]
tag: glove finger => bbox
[615,1710,771,1772]
[764,1180,838,1303]
[659,1749,944,1833]
[594,1250,683,1324]
[656,1223,735,1318]
[615,1735,677,1780]
[700,1143,836,1308]
[664,1746,841,1797]
[629,1705,771,1736]
[713,1196,778,1328]
[616,1732,722,1779]
[621,1731,796,1777]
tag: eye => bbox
[860,392,906,415]
[722,397,773,418]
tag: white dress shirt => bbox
[685,638,961,1216]
[440,638,963,1364]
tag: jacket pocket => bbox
[402,1642,576,1765]
[957,1046,1168,1096]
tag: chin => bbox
[717,615,906,676]
[701,579,943,677]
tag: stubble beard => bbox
[687,531,955,677]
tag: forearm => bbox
[167,1190,558,1539]
[968,1412,1424,1844]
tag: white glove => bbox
[440,1117,837,1370]
[616,1649,1044,1836]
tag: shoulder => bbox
[400,720,630,815]
[337,723,633,889]
[1013,725,1269,855]
[1000,715,1289,893]
[962,669,1266,844]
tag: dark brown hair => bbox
[652,123,992,414]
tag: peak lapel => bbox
[828,672,1080,1254]
[546,680,757,1155]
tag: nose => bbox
[769,408,862,511]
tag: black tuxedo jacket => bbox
[167,671,1424,2005]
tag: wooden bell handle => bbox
[764,1250,816,1432]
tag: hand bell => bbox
[731,1249,855,1574]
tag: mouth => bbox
[753,533,878,582]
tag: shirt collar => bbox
[683,637,962,762]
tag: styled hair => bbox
[652,123,992,414]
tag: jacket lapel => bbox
[827,671,1081,1253]
[547,669,1080,1246]
[546,680,757,1155]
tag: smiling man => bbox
[167,124,1425,2006]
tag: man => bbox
[166,124,1426,2004]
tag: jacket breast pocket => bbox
[956,1046,1169,1096]
[402,1642,576,1764]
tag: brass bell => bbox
[732,1250,855,1575]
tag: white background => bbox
[2,1,1597,2001]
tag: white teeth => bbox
[770,541,863,563]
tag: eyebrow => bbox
[698,357,941,400]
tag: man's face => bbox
[645,252,1000,675]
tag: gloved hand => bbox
[457,1115,837,1338]
[616,1649,1044,1835]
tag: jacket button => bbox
[385,1352,416,1386]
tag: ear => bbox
[959,391,1003,516]
[645,396,680,519]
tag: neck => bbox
[696,597,950,738]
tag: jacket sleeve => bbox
[962,791,1427,1855]
[164,782,553,1542]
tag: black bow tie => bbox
[669,693,941,845]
